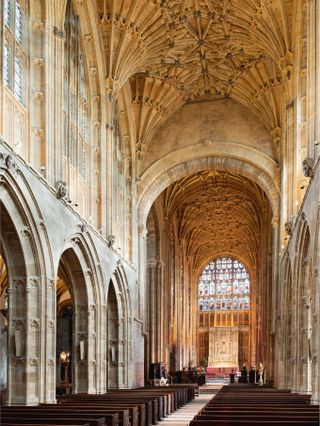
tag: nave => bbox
[1,0,320,416]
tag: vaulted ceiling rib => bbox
[162,170,270,270]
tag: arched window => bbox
[63,0,91,218]
[198,257,250,312]
[3,0,25,104]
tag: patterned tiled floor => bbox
[158,385,222,426]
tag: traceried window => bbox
[3,1,25,105]
[63,3,90,181]
[198,257,250,312]
[14,55,23,101]
[4,41,11,87]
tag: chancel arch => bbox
[145,169,273,378]
[138,146,280,229]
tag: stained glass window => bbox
[198,257,250,311]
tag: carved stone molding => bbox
[32,20,45,32]
[30,358,39,366]
[32,57,45,67]
[30,319,40,328]
[20,227,31,238]
[32,127,45,138]
[284,221,293,236]
[107,235,116,248]
[14,357,25,366]
[53,26,65,39]
[33,91,45,102]
[55,181,68,199]
[302,158,314,178]
[48,279,55,288]
[47,320,55,329]
[4,154,17,170]
[80,224,88,233]
[30,278,40,287]
[13,319,25,330]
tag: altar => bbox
[208,327,239,371]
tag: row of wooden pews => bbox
[189,385,320,426]
[1,384,197,426]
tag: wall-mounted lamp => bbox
[60,351,70,364]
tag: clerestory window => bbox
[3,1,25,105]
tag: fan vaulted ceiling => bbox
[97,0,294,152]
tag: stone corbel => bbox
[33,91,45,102]
[302,158,315,178]
[55,180,68,199]
[279,51,294,80]
[32,57,45,67]
[107,235,116,248]
[105,77,120,103]
[32,127,44,138]
[32,20,45,33]
[84,33,93,43]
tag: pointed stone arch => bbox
[0,168,54,404]
[56,234,101,394]
[138,145,280,228]
[294,217,312,394]
[106,265,131,389]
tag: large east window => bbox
[198,257,250,311]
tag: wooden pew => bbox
[2,407,117,426]
[189,384,319,426]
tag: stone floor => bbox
[158,385,222,426]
